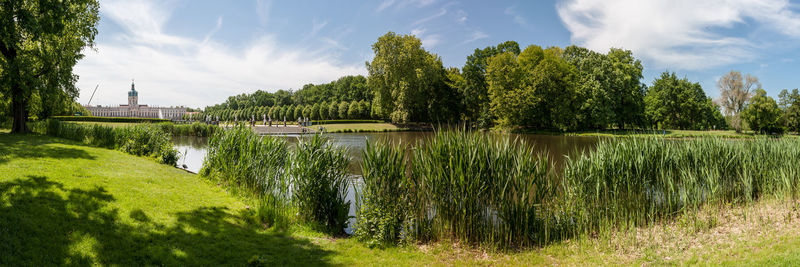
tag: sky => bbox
[75,0,800,108]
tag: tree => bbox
[606,48,645,129]
[460,41,521,127]
[644,72,722,130]
[779,89,800,133]
[293,105,303,120]
[718,71,760,132]
[486,45,578,130]
[338,101,349,119]
[328,102,338,120]
[366,32,451,123]
[1,0,100,133]
[347,101,359,119]
[319,101,328,119]
[742,89,782,134]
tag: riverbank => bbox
[2,131,799,265]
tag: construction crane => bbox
[86,84,99,106]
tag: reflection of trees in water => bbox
[0,176,333,266]
[171,136,209,149]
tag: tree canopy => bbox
[0,0,100,133]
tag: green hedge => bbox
[52,116,170,123]
[312,119,384,125]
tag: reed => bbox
[199,124,290,227]
[355,141,409,246]
[412,131,556,247]
[289,133,352,235]
[157,122,218,137]
[564,137,800,235]
[32,119,178,165]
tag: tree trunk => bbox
[10,84,29,133]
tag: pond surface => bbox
[172,132,603,234]
[173,132,602,175]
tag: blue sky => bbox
[76,0,800,108]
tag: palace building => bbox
[85,81,187,120]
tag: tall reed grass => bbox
[564,137,800,235]
[199,124,291,227]
[199,126,352,232]
[32,119,178,165]
[157,122,218,137]
[355,141,409,246]
[290,134,352,235]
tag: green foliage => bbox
[409,131,554,247]
[742,89,784,134]
[156,122,218,137]
[312,119,384,124]
[487,46,578,130]
[779,89,800,133]
[52,116,170,123]
[199,125,291,228]
[355,141,408,246]
[459,41,521,127]
[565,137,800,234]
[31,119,177,165]
[367,32,459,123]
[644,72,727,130]
[290,134,351,235]
[0,0,100,133]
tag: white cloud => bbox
[377,0,436,12]
[556,0,800,70]
[462,30,488,44]
[410,28,441,49]
[455,10,468,24]
[256,0,272,26]
[413,7,447,25]
[76,0,364,108]
[504,6,529,28]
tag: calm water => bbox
[173,132,602,174]
[172,132,602,234]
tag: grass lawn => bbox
[318,123,402,132]
[2,130,800,265]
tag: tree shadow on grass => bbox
[0,133,95,165]
[0,176,335,266]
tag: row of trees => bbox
[202,100,373,121]
[198,32,731,131]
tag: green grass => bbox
[70,121,143,128]
[320,123,402,133]
[2,130,800,265]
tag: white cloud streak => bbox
[76,0,364,108]
[557,0,800,70]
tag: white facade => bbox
[85,82,186,120]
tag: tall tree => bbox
[778,88,800,133]
[366,32,452,123]
[486,45,578,130]
[460,41,520,127]
[644,71,723,130]
[0,0,100,133]
[742,89,782,134]
[718,71,760,132]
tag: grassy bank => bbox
[2,131,800,265]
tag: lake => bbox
[172,131,602,234]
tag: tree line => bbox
[202,32,732,131]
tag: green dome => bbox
[128,82,138,97]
